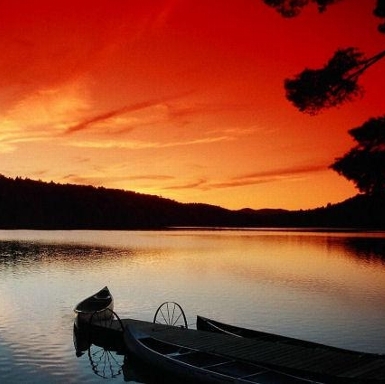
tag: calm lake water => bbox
[0,229,385,383]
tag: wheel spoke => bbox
[170,303,176,324]
[166,302,171,324]
[172,312,182,326]
[159,308,168,324]
[153,302,188,328]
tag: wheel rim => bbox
[153,302,188,328]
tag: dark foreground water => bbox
[0,229,385,383]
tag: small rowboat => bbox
[124,323,319,383]
[74,286,114,326]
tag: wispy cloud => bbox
[0,126,53,153]
[64,92,194,135]
[126,175,175,181]
[67,135,234,150]
[215,164,328,187]
[164,179,208,190]
[166,102,248,121]
[0,80,90,152]
[163,164,328,191]
[61,174,105,186]
[59,172,175,189]
[65,102,152,134]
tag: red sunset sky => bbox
[0,0,384,210]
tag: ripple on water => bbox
[1,230,385,383]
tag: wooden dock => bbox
[93,318,385,383]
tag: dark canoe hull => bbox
[197,316,364,352]
[124,323,320,384]
[196,316,385,383]
[74,286,114,326]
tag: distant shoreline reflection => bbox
[343,237,385,262]
[1,230,385,267]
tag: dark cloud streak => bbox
[64,92,194,135]
[163,164,328,191]
[65,100,162,135]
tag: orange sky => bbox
[0,0,384,210]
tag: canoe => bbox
[197,315,264,339]
[196,315,349,349]
[196,316,385,383]
[74,286,114,326]
[124,323,320,383]
[197,315,385,352]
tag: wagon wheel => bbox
[153,302,188,328]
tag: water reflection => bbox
[1,230,385,383]
[73,321,180,384]
[343,237,385,262]
[73,325,124,380]
[2,231,385,268]
[0,240,118,265]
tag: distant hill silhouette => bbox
[0,175,384,229]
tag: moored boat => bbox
[197,315,382,352]
[197,315,260,338]
[196,315,340,347]
[74,286,114,326]
[196,315,385,383]
[123,323,320,383]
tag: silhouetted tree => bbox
[374,0,385,33]
[330,116,385,196]
[263,0,385,114]
[263,0,341,18]
[285,48,385,114]
[264,0,385,33]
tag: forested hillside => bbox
[0,175,239,229]
[0,175,384,229]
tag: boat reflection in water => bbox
[73,319,183,383]
[73,300,193,383]
[73,316,125,380]
[73,293,385,384]
[72,287,385,384]
[73,301,322,384]
[73,286,127,379]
